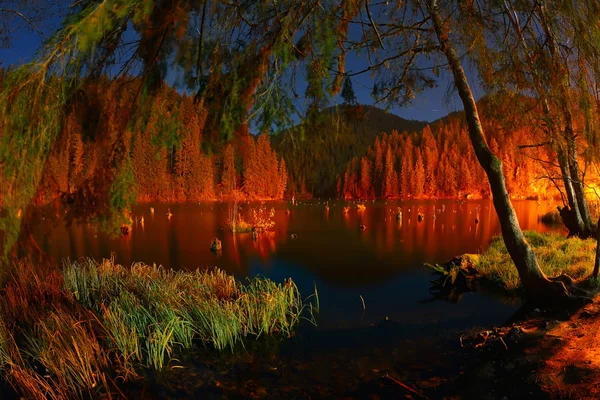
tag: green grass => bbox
[477,231,597,292]
[0,258,317,399]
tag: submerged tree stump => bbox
[210,237,222,251]
[426,254,480,300]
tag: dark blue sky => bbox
[0,12,482,123]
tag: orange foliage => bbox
[339,113,572,200]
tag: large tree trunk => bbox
[566,132,593,235]
[594,217,600,279]
[557,147,587,236]
[537,1,593,237]
[427,0,568,299]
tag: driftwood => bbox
[383,373,429,399]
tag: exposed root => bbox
[539,276,593,305]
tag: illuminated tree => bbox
[360,157,372,198]
[412,150,425,198]
[221,144,236,196]
[381,147,395,198]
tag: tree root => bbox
[539,275,593,305]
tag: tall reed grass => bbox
[0,258,317,399]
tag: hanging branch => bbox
[0,8,46,42]
[364,0,385,50]
[196,0,209,85]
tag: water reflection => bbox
[32,199,565,332]
[38,199,561,286]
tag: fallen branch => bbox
[383,373,429,399]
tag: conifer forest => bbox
[2,1,600,399]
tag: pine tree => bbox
[400,138,414,198]
[221,143,236,195]
[278,158,288,198]
[360,157,372,198]
[413,150,425,198]
[382,147,396,198]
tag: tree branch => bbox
[364,0,385,50]
[518,141,551,149]
[0,8,45,42]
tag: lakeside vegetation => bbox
[0,258,316,399]
[447,231,598,294]
[477,232,598,292]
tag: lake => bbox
[35,199,563,397]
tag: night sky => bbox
[0,13,484,123]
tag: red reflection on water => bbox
[36,200,563,285]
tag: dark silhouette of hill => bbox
[272,105,427,197]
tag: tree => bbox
[221,144,236,196]
[360,157,372,198]
[331,0,572,298]
[341,75,357,106]
[400,138,414,198]
[0,0,337,252]
[425,0,566,298]
[470,0,599,237]
[412,149,425,198]
[277,158,288,198]
[382,147,397,198]
[421,125,438,197]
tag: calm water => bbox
[31,199,565,397]
[37,199,561,332]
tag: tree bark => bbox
[567,132,593,235]
[594,217,600,279]
[426,0,568,299]
[557,147,586,236]
[537,1,593,236]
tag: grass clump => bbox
[0,258,316,399]
[62,257,315,357]
[0,261,111,400]
[539,210,562,225]
[477,231,597,292]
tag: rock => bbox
[210,237,222,251]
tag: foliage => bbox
[0,257,316,398]
[338,101,576,200]
[0,0,346,253]
[227,202,276,233]
[540,210,563,226]
[272,105,426,197]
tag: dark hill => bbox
[272,105,426,197]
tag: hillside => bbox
[272,105,427,197]
[336,97,563,200]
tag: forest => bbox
[2,0,600,399]
[5,79,588,207]
[338,98,599,200]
